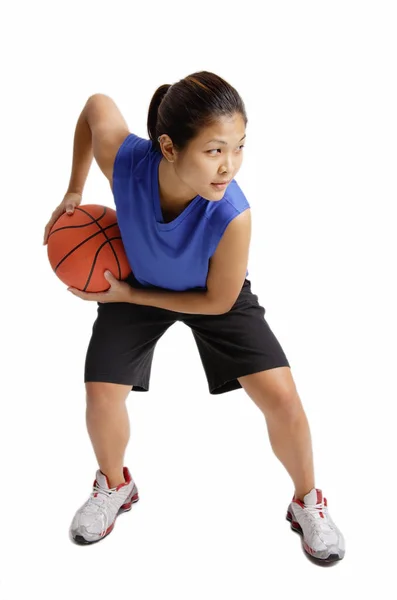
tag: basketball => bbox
[47,204,131,292]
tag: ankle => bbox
[294,485,315,503]
[101,469,125,488]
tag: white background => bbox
[1,0,396,597]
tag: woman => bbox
[43,71,345,562]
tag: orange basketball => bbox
[47,204,131,292]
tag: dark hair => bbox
[147,71,247,154]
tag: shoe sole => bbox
[286,508,344,563]
[71,492,139,545]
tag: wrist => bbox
[126,285,140,304]
[66,187,83,195]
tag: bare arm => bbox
[128,209,251,314]
[43,95,131,244]
[67,94,130,194]
[127,286,218,315]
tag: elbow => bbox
[206,292,236,315]
[84,94,111,115]
[213,300,234,315]
[87,93,109,102]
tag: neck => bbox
[158,157,197,210]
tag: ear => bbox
[160,134,177,163]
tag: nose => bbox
[219,154,234,176]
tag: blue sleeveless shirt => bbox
[112,133,250,291]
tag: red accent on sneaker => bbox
[99,467,132,491]
[116,467,132,490]
[123,467,132,484]
[103,521,116,538]
[121,492,139,510]
[316,489,325,518]
[303,541,315,556]
[293,498,305,508]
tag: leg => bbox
[84,293,177,488]
[238,367,315,501]
[85,381,132,488]
[183,282,313,497]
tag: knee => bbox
[258,389,303,420]
[85,382,131,406]
[273,391,303,418]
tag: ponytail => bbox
[147,84,172,152]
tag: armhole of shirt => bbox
[112,133,152,182]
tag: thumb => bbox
[66,205,74,214]
[104,270,115,281]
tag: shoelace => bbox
[304,502,326,517]
[303,502,335,532]
[83,483,124,514]
[92,483,119,498]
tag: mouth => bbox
[211,180,230,189]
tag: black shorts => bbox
[84,273,290,395]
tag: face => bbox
[172,113,246,201]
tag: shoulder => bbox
[111,133,153,188]
[214,179,250,211]
[205,179,250,238]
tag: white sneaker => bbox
[286,488,345,562]
[70,466,139,544]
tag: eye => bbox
[207,145,245,155]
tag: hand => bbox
[67,271,133,303]
[43,191,82,245]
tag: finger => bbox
[104,270,115,281]
[43,223,53,245]
[67,288,86,299]
[67,288,104,302]
[43,212,60,244]
[43,221,53,242]
[44,205,74,244]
